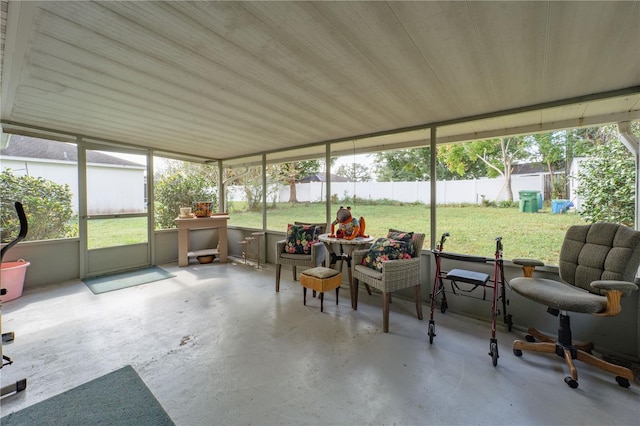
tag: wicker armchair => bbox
[275,222,327,292]
[352,232,425,332]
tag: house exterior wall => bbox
[86,163,145,214]
[1,157,145,214]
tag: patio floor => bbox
[1,258,639,425]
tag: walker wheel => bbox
[525,334,535,342]
[440,300,448,313]
[506,314,513,332]
[513,348,522,357]
[489,341,499,366]
[564,376,578,388]
[615,376,630,388]
[428,322,435,344]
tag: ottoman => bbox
[300,267,342,312]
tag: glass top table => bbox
[317,233,375,308]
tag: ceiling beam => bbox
[1,1,37,119]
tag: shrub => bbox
[155,171,217,229]
[577,141,635,226]
[1,169,76,242]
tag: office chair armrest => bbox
[590,280,638,296]
[590,280,638,317]
[512,258,545,277]
[512,258,545,268]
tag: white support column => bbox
[617,122,639,230]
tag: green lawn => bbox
[228,202,585,265]
[88,203,585,265]
[88,217,148,249]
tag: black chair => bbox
[510,222,640,389]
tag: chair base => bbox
[513,314,634,388]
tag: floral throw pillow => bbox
[361,237,412,272]
[386,230,415,257]
[284,224,318,255]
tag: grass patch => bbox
[91,203,585,265]
[229,202,585,265]
[88,217,148,249]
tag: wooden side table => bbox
[175,214,229,267]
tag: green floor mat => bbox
[1,365,174,425]
[83,266,175,294]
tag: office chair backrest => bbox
[559,223,640,294]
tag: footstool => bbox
[300,267,342,312]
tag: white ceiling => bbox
[1,1,639,165]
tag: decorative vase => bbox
[192,202,213,218]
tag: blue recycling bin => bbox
[552,199,569,214]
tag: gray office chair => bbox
[510,222,640,389]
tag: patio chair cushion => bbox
[386,229,415,257]
[284,224,319,255]
[361,237,412,272]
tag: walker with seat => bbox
[428,232,512,366]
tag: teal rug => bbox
[83,266,175,294]
[1,365,174,425]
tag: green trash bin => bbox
[519,190,540,213]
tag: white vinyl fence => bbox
[271,175,545,204]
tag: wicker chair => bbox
[275,222,327,292]
[352,232,425,332]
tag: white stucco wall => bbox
[1,157,145,214]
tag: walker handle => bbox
[438,232,450,251]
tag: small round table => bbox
[318,233,374,309]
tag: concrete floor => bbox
[1,258,639,425]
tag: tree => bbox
[335,163,371,182]
[272,160,323,204]
[1,169,76,242]
[224,166,263,212]
[576,130,636,226]
[440,137,531,201]
[528,131,567,198]
[154,162,218,229]
[374,148,431,181]
[436,144,487,179]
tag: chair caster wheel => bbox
[564,377,578,388]
[513,348,522,357]
[615,376,630,388]
[489,341,499,366]
[525,334,535,342]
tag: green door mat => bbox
[1,365,174,425]
[83,266,175,294]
